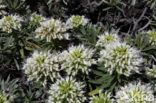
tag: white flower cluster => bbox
[146,65,156,78]
[35,18,69,42]
[98,41,143,76]
[96,32,120,48]
[60,45,96,76]
[66,15,89,29]
[147,30,156,45]
[22,50,60,86]
[48,77,86,103]
[0,15,23,33]
[29,13,45,27]
[90,92,114,103]
[115,82,154,103]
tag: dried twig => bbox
[138,16,152,31]
[132,8,147,32]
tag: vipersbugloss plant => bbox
[96,32,120,48]
[48,76,86,103]
[22,50,60,86]
[60,44,96,76]
[0,15,23,33]
[29,13,46,28]
[90,91,114,103]
[35,18,69,42]
[66,15,89,29]
[98,41,143,76]
[115,81,154,103]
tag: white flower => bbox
[146,65,156,78]
[0,5,6,9]
[23,50,60,86]
[98,41,143,76]
[96,32,120,48]
[29,13,45,27]
[90,91,114,103]
[66,15,89,29]
[115,81,154,103]
[48,76,86,103]
[0,15,23,33]
[146,30,156,45]
[35,18,69,42]
[60,45,96,76]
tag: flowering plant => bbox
[90,91,114,103]
[0,15,23,33]
[35,18,69,42]
[98,41,143,76]
[96,32,120,48]
[66,15,89,29]
[29,13,45,28]
[48,76,86,103]
[60,45,96,76]
[115,81,154,103]
[23,50,60,86]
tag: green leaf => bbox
[92,70,104,76]
[142,45,156,51]
[135,33,142,49]
[88,89,101,96]
[99,75,115,89]
[14,58,20,70]
[103,7,112,11]
[89,79,102,84]
[25,47,33,51]
[20,48,24,57]
[108,82,117,92]
[13,0,18,8]
[140,36,150,50]
[141,52,156,62]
